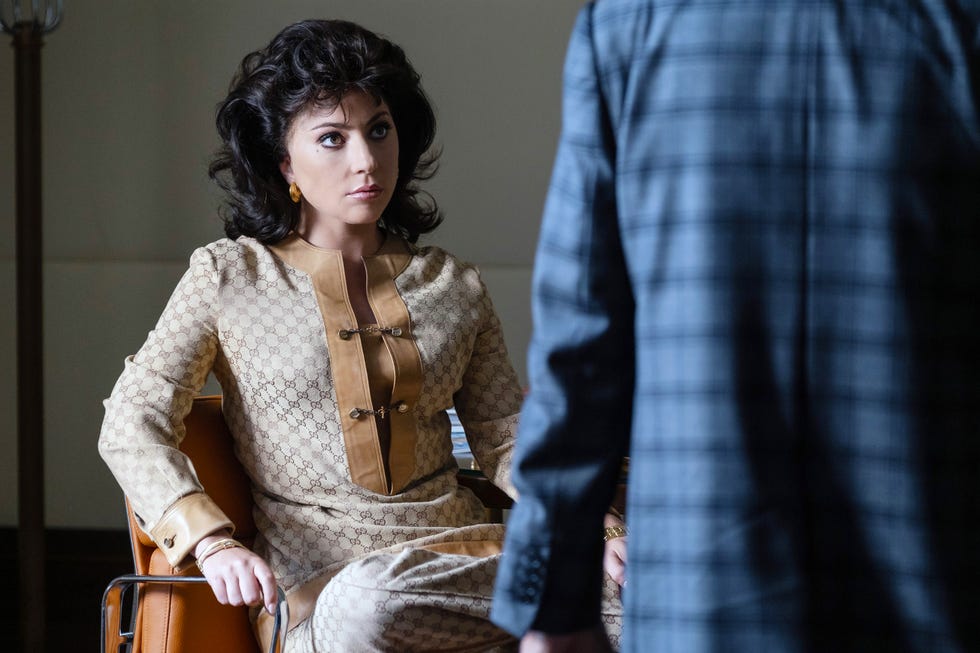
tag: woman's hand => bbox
[602,513,627,588]
[194,532,278,615]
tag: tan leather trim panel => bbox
[418,539,504,558]
[364,240,423,494]
[268,234,423,496]
[149,492,234,569]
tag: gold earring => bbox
[289,182,302,203]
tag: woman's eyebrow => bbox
[308,111,391,131]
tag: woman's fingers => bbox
[208,573,230,604]
[254,561,280,614]
[236,562,263,606]
[602,538,628,587]
[202,548,278,611]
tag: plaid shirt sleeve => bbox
[491,1,634,635]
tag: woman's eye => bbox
[370,122,391,139]
[319,132,344,147]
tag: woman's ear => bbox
[279,156,293,183]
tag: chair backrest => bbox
[128,395,261,653]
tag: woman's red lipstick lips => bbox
[349,184,382,200]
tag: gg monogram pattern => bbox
[397,248,524,496]
[99,236,532,644]
[286,544,623,653]
[287,547,517,652]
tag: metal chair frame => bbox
[101,575,288,653]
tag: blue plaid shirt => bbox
[493,1,980,651]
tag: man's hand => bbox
[519,626,613,653]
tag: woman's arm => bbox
[99,245,278,612]
[98,246,232,569]
[451,269,524,499]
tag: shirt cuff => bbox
[149,492,234,569]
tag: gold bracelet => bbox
[195,537,245,573]
[603,526,628,542]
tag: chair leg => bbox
[101,575,289,653]
[101,580,134,653]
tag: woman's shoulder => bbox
[195,235,261,256]
[191,236,276,270]
[406,242,485,294]
[410,242,475,273]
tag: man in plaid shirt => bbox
[493,1,980,651]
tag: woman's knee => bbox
[308,557,402,649]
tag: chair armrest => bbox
[456,469,513,510]
[101,575,288,653]
[456,469,513,523]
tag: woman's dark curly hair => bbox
[209,19,441,244]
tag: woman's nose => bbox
[351,138,378,173]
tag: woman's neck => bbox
[296,217,385,262]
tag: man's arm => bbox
[491,0,634,639]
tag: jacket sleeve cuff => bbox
[149,492,234,569]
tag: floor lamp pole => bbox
[2,2,62,651]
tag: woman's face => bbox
[280,90,399,233]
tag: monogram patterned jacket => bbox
[99,233,523,628]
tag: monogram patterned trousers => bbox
[285,548,623,652]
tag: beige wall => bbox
[0,1,580,528]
